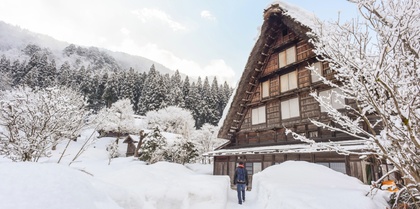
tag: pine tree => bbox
[200,77,214,126]
[9,59,22,87]
[0,55,12,90]
[139,127,167,164]
[132,71,146,114]
[102,73,119,108]
[182,76,190,108]
[57,62,71,87]
[186,80,204,128]
[208,77,221,125]
[138,65,167,115]
[168,69,184,107]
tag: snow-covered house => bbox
[210,3,384,186]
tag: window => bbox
[252,106,266,125]
[245,162,262,175]
[253,162,262,174]
[317,162,346,174]
[261,81,270,98]
[279,46,296,68]
[319,88,346,112]
[281,97,300,119]
[309,131,319,138]
[280,70,297,93]
[311,62,323,83]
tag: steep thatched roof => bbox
[217,3,318,141]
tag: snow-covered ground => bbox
[0,129,391,209]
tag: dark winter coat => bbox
[233,166,249,186]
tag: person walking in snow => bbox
[233,161,248,205]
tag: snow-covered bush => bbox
[139,127,167,164]
[106,140,120,165]
[0,87,87,162]
[145,106,195,138]
[94,99,136,136]
[166,136,199,165]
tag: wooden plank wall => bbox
[266,100,280,129]
[263,54,279,76]
[297,40,314,61]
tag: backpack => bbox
[237,168,246,183]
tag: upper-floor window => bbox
[261,80,270,98]
[319,88,346,112]
[311,62,323,83]
[279,46,296,68]
[281,97,300,119]
[280,70,297,93]
[252,106,266,125]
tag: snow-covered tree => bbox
[166,136,198,165]
[95,99,136,136]
[107,140,120,165]
[145,106,195,138]
[0,87,87,162]
[139,127,167,164]
[286,0,419,206]
[102,73,119,108]
[168,69,184,107]
[192,123,227,164]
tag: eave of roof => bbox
[203,140,372,157]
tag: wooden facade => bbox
[213,4,383,187]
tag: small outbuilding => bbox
[123,135,139,157]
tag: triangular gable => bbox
[218,3,319,142]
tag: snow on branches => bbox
[296,0,419,204]
[0,87,88,162]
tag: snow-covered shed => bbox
[211,2,386,186]
[123,135,139,157]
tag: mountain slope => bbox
[0,21,173,74]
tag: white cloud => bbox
[131,8,186,31]
[120,27,130,35]
[110,40,235,85]
[200,10,216,21]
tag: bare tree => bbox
[287,0,419,207]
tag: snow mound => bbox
[0,162,122,209]
[252,161,390,209]
[94,161,230,209]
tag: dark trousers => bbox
[236,184,246,204]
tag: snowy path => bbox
[226,188,258,209]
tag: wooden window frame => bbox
[311,62,323,83]
[279,46,297,68]
[280,70,297,93]
[252,106,266,125]
[261,80,270,98]
[281,97,300,120]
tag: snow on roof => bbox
[204,140,371,156]
[217,82,238,129]
[126,134,140,142]
[267,0,319,30]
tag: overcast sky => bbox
[0,0,358,85]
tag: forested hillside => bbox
[0,21,233,128]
